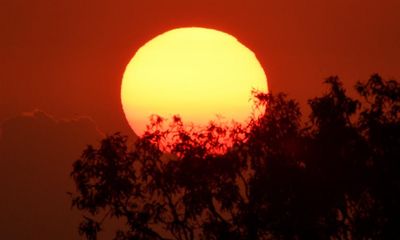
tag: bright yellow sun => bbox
[121,27,268,137]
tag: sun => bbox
[121,27,268,138]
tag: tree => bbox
[353,74,400,238]
[70,74,400,239]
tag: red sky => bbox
[0,0,399,239]
[2,0,399,133]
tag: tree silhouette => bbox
[71,74,400,239]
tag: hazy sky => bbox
[2,0,399,132]
[0,0,399,239]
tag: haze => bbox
[1,0,399,239]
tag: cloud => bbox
[0,110,105,239]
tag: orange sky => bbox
[0,0,399,239]
[1,0,399,134]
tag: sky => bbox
[0,0,399,239]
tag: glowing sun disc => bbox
[121,27,268,138]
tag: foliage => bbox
[71,74,400,239]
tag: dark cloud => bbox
[0,110,104,239]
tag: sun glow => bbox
[121,27,268,138]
